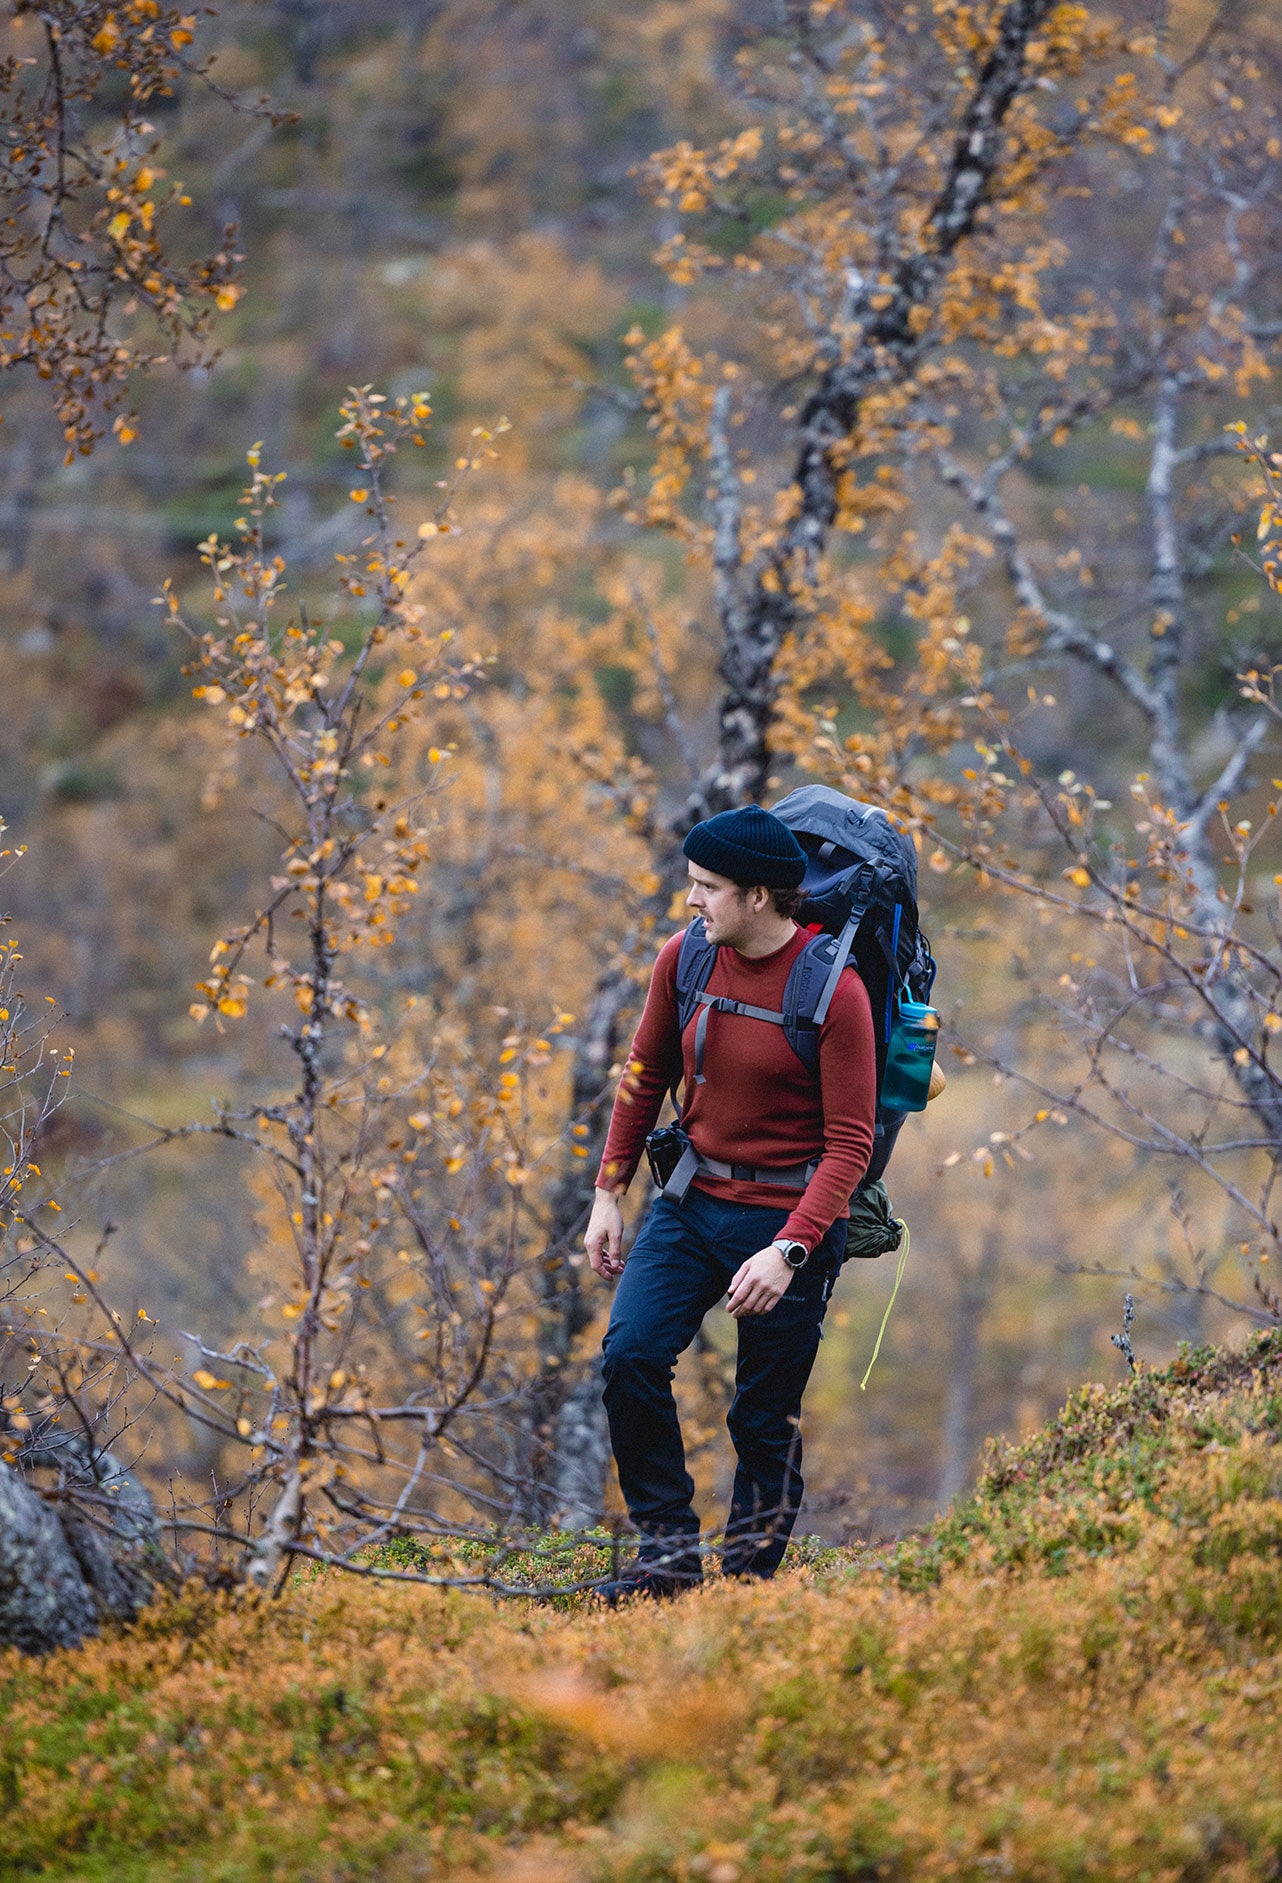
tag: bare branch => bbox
[934,443,1159,721]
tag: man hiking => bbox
[584,803,876,1598]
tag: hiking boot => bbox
[593,1547,703,1606]
[721,1530,785,1581]
[719,1559,773,1583]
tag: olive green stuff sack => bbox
[845,1180,911,1389]
[845,1178,905,1261]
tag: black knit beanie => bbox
[682,804,806,890]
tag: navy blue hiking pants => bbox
[601,1187,843,1577]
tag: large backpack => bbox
[674,785,936,1186]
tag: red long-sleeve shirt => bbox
[597,926,876,1251]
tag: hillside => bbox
[3,1331,1280,1882]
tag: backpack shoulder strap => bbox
[670,918,717,1111]
[780,921,860,1070]
[674,917,717,1037]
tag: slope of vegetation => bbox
[3,1331,1280,1882]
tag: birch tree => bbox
[530,0,1153,1518]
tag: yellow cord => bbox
[859,1220,909,1391]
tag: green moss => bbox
[885,1328,1282,1587]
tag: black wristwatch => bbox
[772,1239,809,1270]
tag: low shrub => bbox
[3,1333,1280,1881]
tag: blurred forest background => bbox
[4,0,1282,1546]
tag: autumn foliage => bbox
[3,0,1282,1647]
[0,0,249,456]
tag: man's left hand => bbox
[726,1244,796,1318]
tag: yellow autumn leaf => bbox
[397,669,417,687]
[1064,867,1091,888]
[407,1112,430,1131]
[192,1369,230,1390]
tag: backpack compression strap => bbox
[811,912,860,1028]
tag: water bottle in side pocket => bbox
[879,997,940,1113]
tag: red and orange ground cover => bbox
[3,1333,1281,1881]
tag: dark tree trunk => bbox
[523,0,1059,1531]
[519,969,635,1525]
[936,1231,1000,1511]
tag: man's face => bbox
[685,863,753,945]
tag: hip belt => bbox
[694,1152,819,1189]
[648,1123,819,1203]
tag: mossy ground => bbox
[3,1331,1281,1881]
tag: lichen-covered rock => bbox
[0,1439,163,1652]
[57,1510,153,1626]
[0,1462,98,1654]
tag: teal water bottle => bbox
[880,996,940,1113]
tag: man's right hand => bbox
[584,1188,625,1279]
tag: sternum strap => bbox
[692,991,786,1085]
